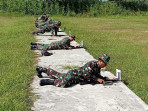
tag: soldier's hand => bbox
[97,78,104,84]
[68,47,72,49]
[109,78,117,81]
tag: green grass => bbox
[54,16,148,104]
[0,14,148,111]
[0,14,36,111]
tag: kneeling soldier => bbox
[36,54,116,88]
[35,19,55,28]
[32,21,61,36]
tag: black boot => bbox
[40,79,54,86]
[32,31,40,35]
[35,23,39,28]
[30,45,37,50]
[32,31,36,35]
[31,42,37,45]
[41,50,51,56]
[36,66,47,78]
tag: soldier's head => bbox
[98,54,110,68]
[69,35,75,41]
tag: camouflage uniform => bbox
[35,13,48,22]
[37,37,70,51]
[37,19,56,29]
[33,20,60,35]
[46,60,108,88]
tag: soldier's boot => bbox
[30,45,37,50]
[41,50,51,56]
[35,23,39,28]
[32,30,42,35]
[32,31,36,35]
[31,42,37,45]
[36,66,47,78]
[40,79,54,86]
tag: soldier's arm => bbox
[96,74,117,82]
[64,39,72,49]
[40,22,47,26]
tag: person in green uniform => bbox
[36,54,116,88]
[31,35,82,56]
[31,35,80,51]
[32,21,61,36]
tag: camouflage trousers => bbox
[33,28,53,35]
[46,68,83,88]
[37,43,61,51]
[37,43,51,50]
[33,26,58,35]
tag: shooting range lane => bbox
[31,30,148,111]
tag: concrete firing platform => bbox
[31,30,148,111]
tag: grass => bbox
[0,13,148,111]
[53,16,148,104]
[0,14,36,111]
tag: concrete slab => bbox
[31,30,148,111]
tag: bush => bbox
[0,0,148,16]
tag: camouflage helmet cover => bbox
[70,35,75,40]
[98,54,110,64]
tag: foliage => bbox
[0,0,148,16]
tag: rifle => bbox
[71,40,87,49]
[79,79,127,86]
[103,79,127,86]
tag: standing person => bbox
[36,54,116,88]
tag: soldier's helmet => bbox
[98,54,110,64]
[57,21,61,26]
[70,35,75,40]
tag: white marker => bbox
[116,69,121,80]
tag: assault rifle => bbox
[71,40,87,49]
[79,79,127,86]
[103,79,127,85]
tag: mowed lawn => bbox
[54,16,148,104]
[0,14,36,111]
[0,14,148,111]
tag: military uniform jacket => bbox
[49,37,70,50]
[67,60,108,84]
[40,20,58,31]
[47,60,108,87]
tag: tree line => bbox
[0,0,148,16]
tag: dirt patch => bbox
[142,48,148,54]
[112,29,132,33]
[120,36,148,44]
